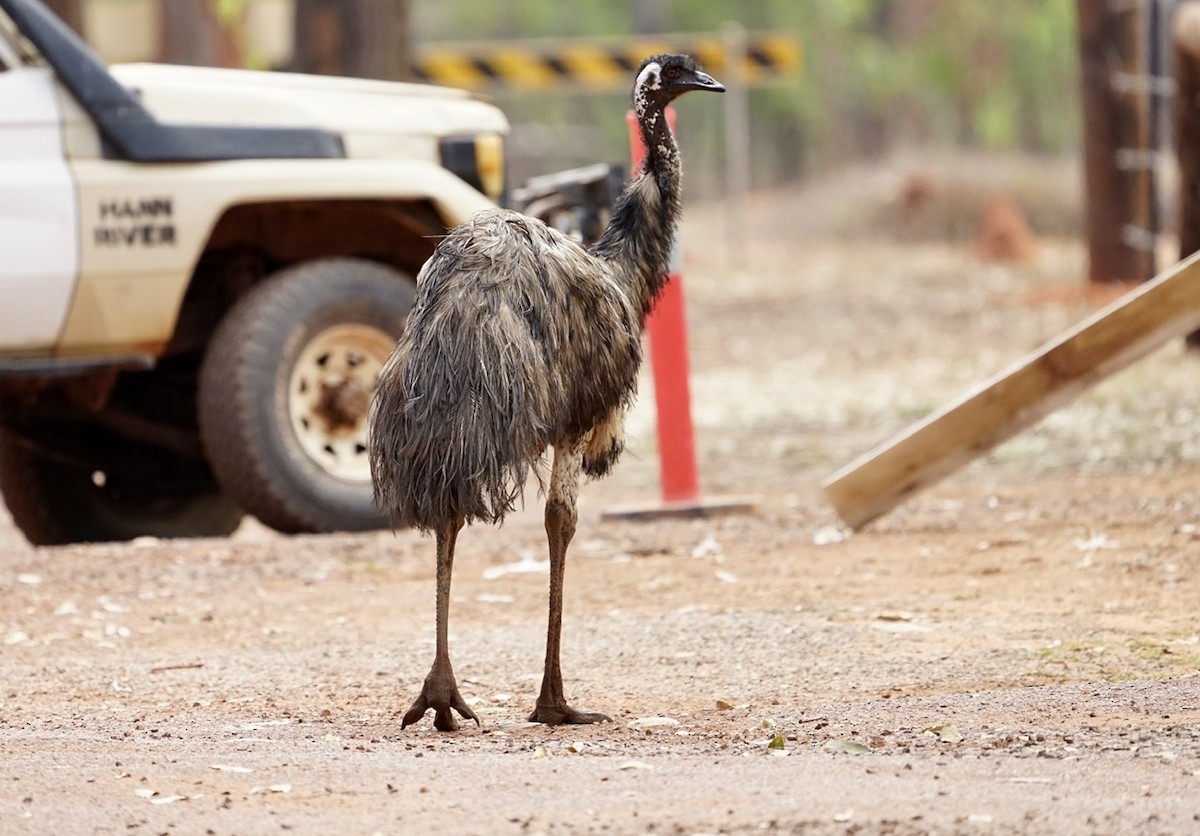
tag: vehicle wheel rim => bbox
[287,324,395,483]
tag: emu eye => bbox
[665,67,680,80]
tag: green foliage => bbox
[773,0,1080,161]
[907,0,1080,150]
[212,0,248,27]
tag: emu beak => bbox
[688,70,725,93]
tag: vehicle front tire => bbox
[198,258,414,534]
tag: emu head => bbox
[632,53,725,117]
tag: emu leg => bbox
[528,443,611,725]
[402,515,479,732]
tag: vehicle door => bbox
[0,37,79,353]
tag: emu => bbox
[368,54,724,731]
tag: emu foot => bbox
[527,702,611,725]
[401,663,480,732]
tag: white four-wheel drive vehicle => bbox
[0,0,613,545]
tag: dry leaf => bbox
[150,795,188,805]
[715,700,734,710]
[250,784,291,795]
[135,788,188,804]
[813,525,847,546]
[924,724,964,743]
[1073,533,1118,552]
[690,534,722,559]
[627,716,679,731]
[873,613,932,633]
[4,630,29,646]
[823,739,871,754]
[482,554,548,580]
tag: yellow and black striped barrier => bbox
[412,32,800,91]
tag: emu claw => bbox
[401,667,480,732]
[528,703,611,726]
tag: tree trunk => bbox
[291,0,412,80]
[1077,0,1155,284]
[43,0,82,34]
[160,0,243,67]
[1175,4,1200,260]
[1174,2,1200,347]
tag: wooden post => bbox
[1175,5,1200,262]
[160,0,244,68]
[1077,0,1156,284]
[1175,3,1200,349]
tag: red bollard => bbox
[625,107,700,504]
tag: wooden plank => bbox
[822,251,1200,529]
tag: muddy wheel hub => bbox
[288,324,395,482]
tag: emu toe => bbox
[528,702,612,726]
[401,664,480,732]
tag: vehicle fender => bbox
[59,158,497,357]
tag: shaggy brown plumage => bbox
[369,212,642,529]
[368,53,724,732]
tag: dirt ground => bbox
[3,175,1200,834]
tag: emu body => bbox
[368,54,724,731]
[370,211,641,530]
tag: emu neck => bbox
[589,101,682,322]
[637,103,680,188]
